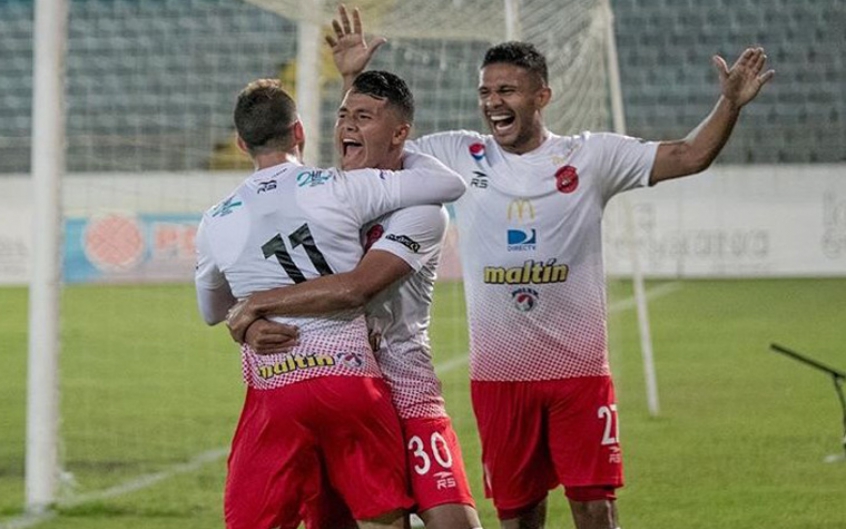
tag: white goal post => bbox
[26,0,68,513]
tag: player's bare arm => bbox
[227,249,413,344]
[650,47,774,184]
[325,4,385,91]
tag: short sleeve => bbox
[368,205,448,272]
[586,132,659,202]
[407,130,482,182]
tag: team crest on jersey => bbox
[469,142,486,162]
[511,287,539,312]
[555,165,579,194]
[364,224,384,252]
[335,351,364,369]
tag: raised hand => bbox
[324,4,386,80]
[713,47,775,108]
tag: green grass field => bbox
[2,278,845,528]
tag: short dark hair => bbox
[482,41,548,86]
[350,70,415,124]
[234,79,298,155]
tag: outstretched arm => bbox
[650,47,774,185]
[227,249,412,344]
[324,4,385,91]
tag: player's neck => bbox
[382,149,404,171]
[251,149,302,171]
[501,126,550,155]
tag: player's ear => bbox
[290,119,307,156]
[235,134,250,155]
[536,86,552,109]
[392,123,411,146]
[291,119,305,144]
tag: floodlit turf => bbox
[1,278,845,528]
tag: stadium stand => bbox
[0,0,843,173]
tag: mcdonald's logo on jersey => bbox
[507,199,535,222]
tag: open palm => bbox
[714,47,775,107]
[324,5,386,79]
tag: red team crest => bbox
[555,165,579,194]
[363,224,384,251]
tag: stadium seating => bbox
[0,0,843,173]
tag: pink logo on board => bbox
[83,214,144,272]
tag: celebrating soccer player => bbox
[194,78,466,529]
[226,70,484,529]
[322,5,774,529]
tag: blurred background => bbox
[1,1,844,528]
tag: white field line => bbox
[0,448,228,529]
[0,282,681,529]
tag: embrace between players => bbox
[195,6,773,529]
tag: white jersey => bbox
[195,153,465,390]
[362,205,449,419]
[409,131,658,381]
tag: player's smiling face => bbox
[335,91,408,171]
[478,63,551,154]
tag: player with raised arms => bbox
[194,78,466,529]
[321,6,774,529]
[226,68,484,528]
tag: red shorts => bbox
[403,416,475,512]
[301,416,474,528]
[224,376,413,529]
[470,376,623,518]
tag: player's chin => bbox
[341,150,369,171]
[491,129,519,149]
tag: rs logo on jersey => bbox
[470,170,489,188]
[256,180,277,193]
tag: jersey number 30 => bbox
[408,433,453,476]
[262,223,333,283]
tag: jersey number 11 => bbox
[262,223,333,283]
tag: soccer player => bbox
[194,78,466,529]
[226,70,483,529]
[327,7,774,529]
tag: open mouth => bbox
[342,138,363,158]
[489,114,516,134]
